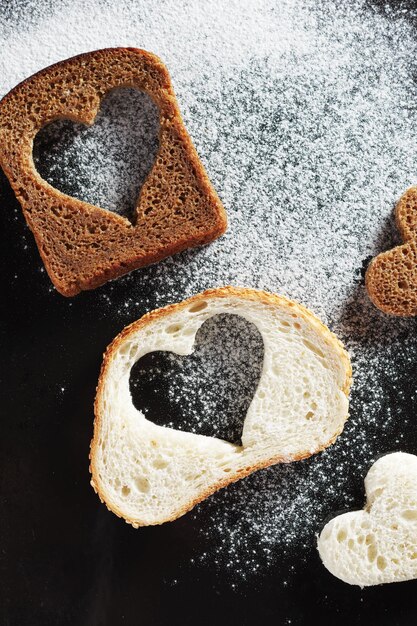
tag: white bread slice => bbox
[90,286,351,526]
[318,452,417,586]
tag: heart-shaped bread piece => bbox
[0,48,227,296]
[90,286,351,527]
[318,452,417,586]
[366,187,417,316]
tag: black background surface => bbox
[3,1,417,624]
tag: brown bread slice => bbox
[0,48,227,296]
[366,187,417,316]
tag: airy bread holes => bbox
[129,314,264,445]
[33,87,160,221]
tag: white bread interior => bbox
[318,452,417,586]
[90,286,351,526]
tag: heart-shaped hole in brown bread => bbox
[33,87,160,222]
[129,313,264,445]
[0,48,227,296]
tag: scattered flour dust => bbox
[3,0,417,581]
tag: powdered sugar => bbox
[33,88,160,218]
[2,0,417,583]
[130,313,265,445]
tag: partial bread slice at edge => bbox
[365,186,417,316]
[318,452,417,586]
[90,286,352,526]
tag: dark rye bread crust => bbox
[0,48,227,296]
[366,187,417,316]
[90,286,352,527]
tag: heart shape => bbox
[129,313,264,445]
[0,48,227,296]
[366,186,417,316]
[318,452,417,586]
[33,87,160,221]
[90,287,351,526]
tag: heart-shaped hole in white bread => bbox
[90,286,351,527]
[33,87,160,222]
[129,313,264,445]
[318,452,417,586]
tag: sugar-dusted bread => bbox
[90,286,351,527]
[318,452,417,586]
[0,48,227,296]
[366,187,417,316]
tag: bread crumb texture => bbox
[90,287,351,527]
[318,452,417,586]
[0,47,227,296]
[366,188,417,316]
